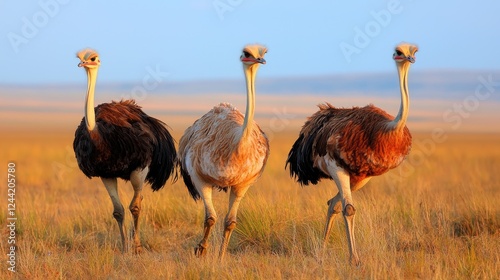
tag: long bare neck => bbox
[84,68,98,131]
[388,62,410,132]
[241,64,258,139]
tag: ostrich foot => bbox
[134,244,143,254]
[351,257,361,267]
[194,243,208,257]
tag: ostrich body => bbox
[178,44,269,260]
[73,49,177,253]
[286,43,418,265]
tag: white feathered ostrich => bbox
[73,49,177,253]
[178,44,270,260]
[286,42,418,265]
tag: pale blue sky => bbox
[1,1,499,84]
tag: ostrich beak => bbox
[78,61,99,68]
[242,57,266,65]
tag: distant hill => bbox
[110,69,500,101]
[2,69,499,101]
[1,69,499,133]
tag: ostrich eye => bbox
[243,51,251,58]
[90,57,96,62]
[396,50,403,56]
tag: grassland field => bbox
[1,119,500,279]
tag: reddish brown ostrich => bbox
[286,42,418,265]
[73,49,177,253]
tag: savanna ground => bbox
[1,127,499,279]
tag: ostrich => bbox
[73,49,177,253]
[178,44,270,260]
[286,42,418,265]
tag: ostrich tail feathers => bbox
[146,117,177,191]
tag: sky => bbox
[1,0,499,85]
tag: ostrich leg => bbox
[195,182,218,257]
[129,168,148,254]
[326,159,360,266]
[219,185,250,261]
[323,193,342,246]
[102,177,127,252]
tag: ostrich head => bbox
[77,49,101,69]
[393,43,418,64]
[240,44,267,66]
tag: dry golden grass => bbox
[1,128,500,279]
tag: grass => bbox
[1,129,499,279]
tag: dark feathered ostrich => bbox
[286,42,418,265]
[73,49,177,253]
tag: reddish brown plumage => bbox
[287,103,412,188]
[286,42,418,266]
[94,99,143,126]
